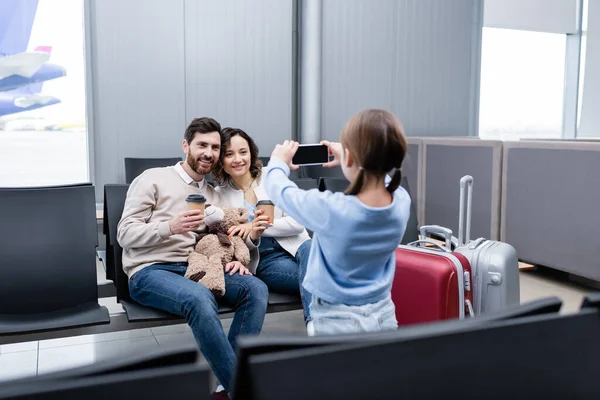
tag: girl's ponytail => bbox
[345,167,365,195]
[386,168,402,193]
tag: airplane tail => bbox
[0,0,40,56]
[34,46,52,53]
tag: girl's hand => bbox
[271,140,300,170]
[321,140,343,168]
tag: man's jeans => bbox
[255,238,312,323]
[128,263,268,392]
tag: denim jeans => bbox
[255,238,312,323]
[310,294,398,336]
[128,263,268,392]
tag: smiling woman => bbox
[214,127,313,329]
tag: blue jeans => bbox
[310,294,398,336]
[256,238,312,323]
[128,263,268,392]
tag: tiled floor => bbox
[0,268,596,384]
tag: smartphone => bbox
[292,144,329,166]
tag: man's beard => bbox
[186,153,214,175]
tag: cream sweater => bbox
[117,164,258,278]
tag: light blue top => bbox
[229,181,257,222]
[262,158,411,306]
[243,199,256,222]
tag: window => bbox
[478,28,567,140]
[0,0,88,187]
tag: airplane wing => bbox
[0,91,60,117]
[0,51,51,80]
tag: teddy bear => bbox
[185,205,251,297]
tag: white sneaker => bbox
[306,320,315,336]
[215,385,226,393]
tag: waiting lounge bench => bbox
[104,184,303,324]
[0,184,110,336]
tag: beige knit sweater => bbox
[117,165,257,278]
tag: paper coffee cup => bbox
[186,194,206,212]
[256,200,274,225]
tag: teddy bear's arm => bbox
[230,236,251,266]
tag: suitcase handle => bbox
[419,225,452,250]
[407,240,451,253]
[465,299,475,317]
[458,175,473,247]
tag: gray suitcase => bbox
[453,175,520,315]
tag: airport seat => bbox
[246,301,600,400]
[0,343,210,400]
[0,184,110,334]
[317,177,349,193]
[124,157,182,184]
[290,178,319,191]
[232,296,563,399]
[104,185,302,323]
[303,165,345,180]
[260,156,304,180]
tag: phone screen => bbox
[292,145,329,166]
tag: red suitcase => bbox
[393,226,474,326]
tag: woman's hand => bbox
[270,140,300,170]
[249,209,270,241]
[321,140,343,168]
[228,223,253,241]
[225,261,252,276]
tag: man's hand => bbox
[228,222,253,240]
[169,209,204,235]
[270,140,300,170]
[249,209,270,241]
[225,261,252,276]
[321,140,343,168]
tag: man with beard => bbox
[117,117,269,398]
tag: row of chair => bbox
[0,156,418,339]
[1,294,598,399]
[232,293,600,399]
[0,181,302,340]
[103,184,303,323]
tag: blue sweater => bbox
[263,159,411,306]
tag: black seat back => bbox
[303,165,345,180]
[248,306,600,399]
[104,184,131,302]
[318,177,349,193]
[0,344,208,400]
[0,185,99,314]
[260,156,303,180]
[124,157,181,184]
[291,178,319,190]
[233,296,564,400]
